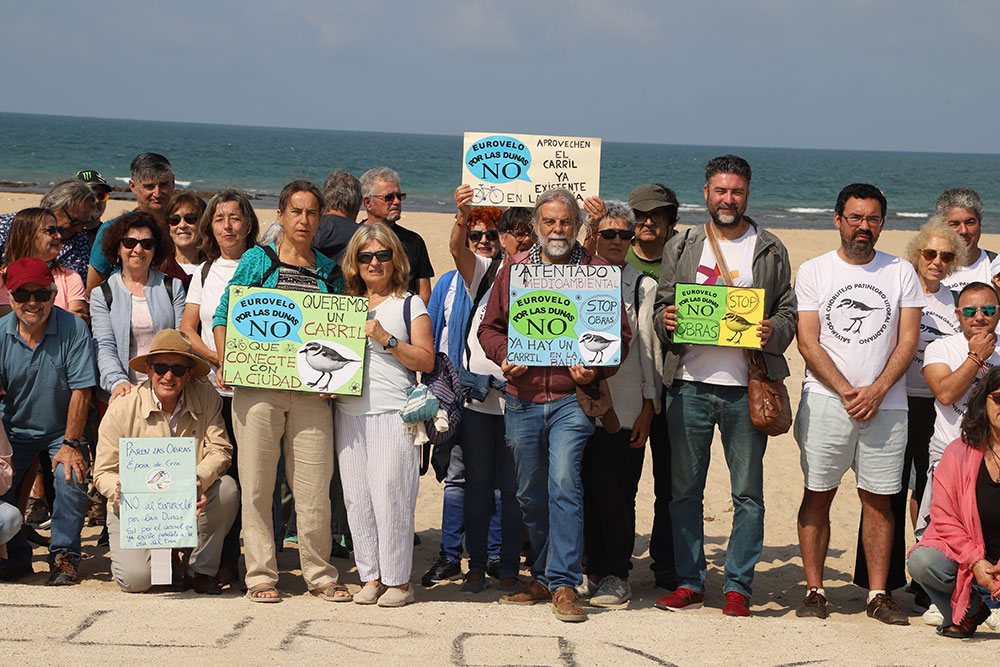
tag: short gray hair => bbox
[935,187,984,222]
[601,199,637,231]
[532,188,582,229]
[130,152,174,183]
[40,179,96,211]
[323,169,362,217]
[360,167,400,198]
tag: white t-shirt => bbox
[924,331,1000,454]
[796,250,924,411]
[186,258,241,397]
[177,262,199,276]
[128,295,153,385]
[336,294,429,416]
[437,275,459,356]
[906,286,962,398]
[464,255,505,415]
[941,249,1000,298]
[676,225,757,386]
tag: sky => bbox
[3,0,999,153]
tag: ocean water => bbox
[3,112,1000,231]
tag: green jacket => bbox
[652,218,797,383]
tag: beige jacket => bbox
[93,381,233,503]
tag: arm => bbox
[0,428,12,496]
[51,387,90,484]
[90,281,131,396]
[925,332,997,405]
[213,324,230,391]
[212,246,263,329]
[797,310,855,399]
[842,306,921,419]
[581,196,605,254]
[652,232,683,346]
[64,269,90,322]
[417,278,432,306]
[92,399,122,503]
[195,389,233,490]
[180,303,218,366]
[85,265,106,296]
[171,278,187,327]
[759,243,797,354]
[477,262,511,368]
[366,312,436,373]
[450,185,480,286]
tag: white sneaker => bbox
[576,577,598,599]
[922,604,944,626]
[985,607,1000,631]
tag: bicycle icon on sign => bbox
[472,183,505,205]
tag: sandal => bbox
[246,583,282,603]
[310,582,353,602]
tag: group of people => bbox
[0,150,997,638]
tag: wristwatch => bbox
[385,336,398,350]
[62,438,81,450]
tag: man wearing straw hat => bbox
[93,329,238,595]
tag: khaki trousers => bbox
[233,386,338,590]
[107,475,240,593]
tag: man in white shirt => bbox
[794,183,922,625]
[937,187,1000,298]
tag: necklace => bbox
[988,446,1000,483]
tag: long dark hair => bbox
[960,366,1000,451]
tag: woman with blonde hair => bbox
[335,222,435,607]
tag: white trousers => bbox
[335,411,419,586]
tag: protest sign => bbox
[222,286,368,394]
[462,132,601,206]
[119,437,197,550]
[508,263,622,366]
[673,283,766,349]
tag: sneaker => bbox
[985,607,1000,631]
[576,577,599,599]
[420,556,461,587]
[922,604,944,626]
[723,591,751,617]
[461,571,488,594]
[552,586,587,622]
[796,588,828,619]
[590,576,631,608]
[500,580,552,605]
[46,554,79,586]
[654,587,704,611]
[866,593,910,626]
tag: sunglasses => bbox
[468,229,499,242]
[919,248,955,263]
[93,191,110,203]
[121,237,156,250]
[168,213,199,226]
[357,249,393,264]
[597,229,636,241]
[151,362,191,377]
[61,208,90,229]
[961,305,998,318]
[41,226,61,238]
[11,288,53,303]
[371,193,406,203]
[989,391,1000,405]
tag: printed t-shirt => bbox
[336,294,429,416]
[906,286,961,398]
[676,225,756,387]
[464,254,505,415]
[796,249,924,411]
[186,258,240,396]
[924,331,1000,453]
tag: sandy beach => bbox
[2,191,997,665]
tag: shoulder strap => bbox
[705,223,734,288]
[200,259,214,285]
[258,245,282,286]
[988,250,998,262]
[463,258,502,365]
[164,276,174,303]
[259,244,341,291]
[100,280,113,309]
[403,294,413,340]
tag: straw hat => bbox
[128,329,211,377]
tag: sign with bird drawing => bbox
[223,286,369,394]
[508,263,622,366]
[674,283,766,349]
[119,437,197,549]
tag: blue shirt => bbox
[88,213,128,277]
[0,212,92,280]
[0,307,98,442]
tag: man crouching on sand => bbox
[93,329,238,594]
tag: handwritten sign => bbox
[223,286,369,394]
[508,264,621,366]
[674,283,766,349]
[119,437,197,550]
[462,132,601,207]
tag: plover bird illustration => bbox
[579,332,616,364]
[147,470,169,491]
[720,312,753,344]
[298,342,359,391]
[835,298,877,334]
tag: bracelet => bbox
[454,214,467,229]
[968,351,986,367]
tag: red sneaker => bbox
[654,587,704,611]
[723,591,751,617]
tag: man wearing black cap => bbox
[627,183,680,280]
[76,169,113,228]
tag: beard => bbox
[384,211,401,223]
[541,233,572,260]
[710,204,741,227]
[841,230,875,259]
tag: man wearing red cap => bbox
[0,258,97,584]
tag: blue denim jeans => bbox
[462,409,522,576]
[0,434,89,566]
[0,500,22,546]
[505,393,594,591]
[665,380,766,598]
[908,545,983,628]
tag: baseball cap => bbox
[75,169,112,192]
[629,184,679,213]
[6,257,54,292]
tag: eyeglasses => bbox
[988,391,1000,405]
[151,362,191,377]
[505,228,535,240]
[357,249,393,264]
[120,237,156,250]
[93,191,110,203]
[597,229,636,241]
[842,214,884,227]
[919,248,956,263]
[961,305,998,318]
[168,213,199,226]
[41,226,61,238]
[371,193,406,203]
[468,229,499,242]
[11,288,53,303]
[61,208,90,230]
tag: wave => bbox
[679,203,705,210]
[786,207,833,214]
[895,212,928,218]
[113,176,192,188]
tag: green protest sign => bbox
[673,283,765,349]
[222,286,368,394]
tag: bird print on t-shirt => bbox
[835,298,878,333]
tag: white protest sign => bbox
[118,437,198,550]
